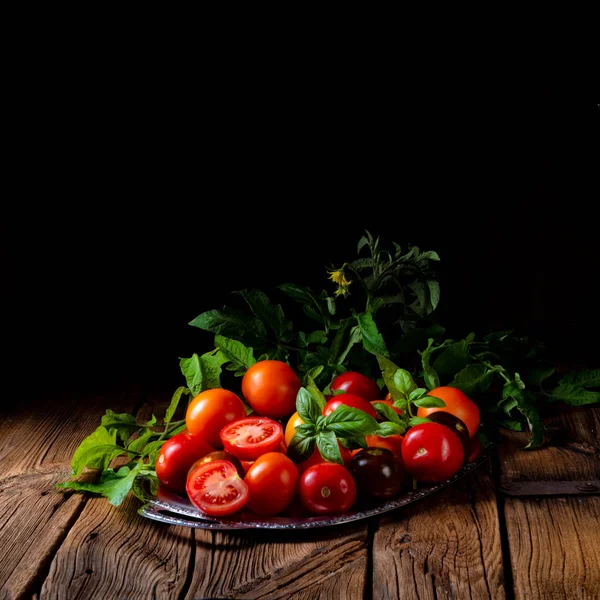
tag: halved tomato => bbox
[186,459,249,516]
[220,417,283,461]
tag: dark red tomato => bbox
[220,417,283,461]
[244,452,300,515]
[331,372,380,401]
[351,434,404,465]
[371,399,403,418]
[186,388,246,447]
[466,436,482,463]
[189,450,245,479]
[296,444,353,474]
[349,447,403,499]
[186,459,249,516]
[299,463,357,515]
[417,386,480,438]
[322,394,377,419]
[155,431,214,493]
[402,423,464,482]
[241,360,301,419]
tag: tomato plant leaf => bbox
[419,339,441,390]
[100,410,139,443]
[316,430,343,465]
[375,422,406,436]
[372,401,402,425]
[296,387,322,424]
[555,368,600,389]
[548,383,600,406]
[498,419,523,431]
[356,312,389,357]
[189,307,267,347]
[71,426,128,476]
[414,396,445,409]
[433,340,470,376]
[215,335,256,371]
[376,354,404,401]
[164,386,190,426]
[449,364,494,395]
[502,382,544,449]
[237,289,293,343]
[126,430,155,454]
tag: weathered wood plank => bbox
[505,496,600,599]
[372,467,506,600]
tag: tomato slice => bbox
[220,417,283,461]
[186,460,249,516]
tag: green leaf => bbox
[395,325,446,353]
[57,463,143,506]
[500,397,518,415]
[164,386,190,426]
[414,396,445,408]
[375,422,406,436]
[100,410,139,443]
[484,330,513,343]
[144,415,157,428]
[126,430,155,454]
[215,335,256,371]
[527,366,556,387]
[71,426,127,476]
[426,280,441,312]
[408,416,431,427]
[408,388,428,401]
[450,364,494,395]
[305,376,327,411]
[143,440,165,465]
[355,312,389,357]
[278,284,326,325]
[326,297,336,316]
[287,429,316,463]
[548,383,600,406]
[179,354,203,396]
[376,355,405,401]
[419,339,440,390]
[502,382,544,449]
[180,351,228,395]
[296,387,321,424]
[371,401,402,424]
[238,289,293,342]
[498,419,523,432]
[306,330,328,345]
[303,304,324,324]
[316,430,343,465]
[321,405,379,438]
[189,307,267,346]
[433,340,470,376]
[357,234,370,254]
[394,369,418,396]
[556,368,600,388]
[337,325,363,365]
[351,257,374,270]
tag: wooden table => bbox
[1,385,599,600]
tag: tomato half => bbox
[188,450,245,479]
[322,394,377,419]
[299,463,357,515]
[155,431,214,492]
[330,372,380,401]
[186,388,246,448]
[244,452,300,515]
[416,386,481,438]
[401,422,464,482]
[220,417,283,461]
[186,460,249,516]
[241,360,301,419]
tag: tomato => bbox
[189,450,245,479]
[285,411,305,447]
[242,360,301,419]
[299,463,357,515]
[244,452,300,515]
[296,444,353,473]
[220,417,283,461]
[426,412,470,453]
[466,436,482,463]
[416,386,480,438]
[349,448,403,499]
[322,394,377,419]
[186,459,249,516]
[352,434,404,465]
[331,372,380,401]
[240,441,287,473]
[155,431,214,492]
[401,423,464,482]
[371,399,403,418]
[186,388,246,448]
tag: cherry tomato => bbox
[299,463,357,515]
[330,372,380,401]
[352,434,404,465]
[155,431,214,493]
[296,444,353,473]
[416,386,480,438]
[285,411,305,447]
[220,417,283,461]
[426,412,470,453]
[402,423,464,482]
[244,452,299,515]
[322,394,377,419]
[241,360,301,419]
[188,450,245,479]
[186,388,246,448]
[349,447,403,499]
[186,459,249,516]
[240,441,287,473]
[371,399,403,418]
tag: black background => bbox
[4,81,598,402]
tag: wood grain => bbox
[372,467,506,600]
[505,496,600,599]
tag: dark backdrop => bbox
[4,84,598,401]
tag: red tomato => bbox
[189,450,245,479]
[285,411,305,447]
[186,459,249,516]
[371,399,403,418]
[244,452,300,515]
[220,417,283,461]
[351,434,404,465]
[240,441,287,473]
[299,463,357,515]
[466,436,482,462]
[155,431,214,492]
[401,423,464,482]
[322,394,377,419]
[242,360,301,419]
[330,372,380,401]
[296,444,353,473]
[416,386,480,438]
[186,388,246,448]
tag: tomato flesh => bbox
[220,417,283,461]
[186,460,249,516]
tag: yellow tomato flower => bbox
[328,269,352,287]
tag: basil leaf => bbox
[316,430,343,465]
[305,376,327,411]
[408,416,431,427]
[408,388,428,402]
[394,369,418,396]
[413,396,445,409]
[322,405,379,438]
[287,429,316,463]
[296,387,321,424]
[339,435,368,450]
[393,398,408,413]
[375,422,406,437]
[371,401,402,425]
